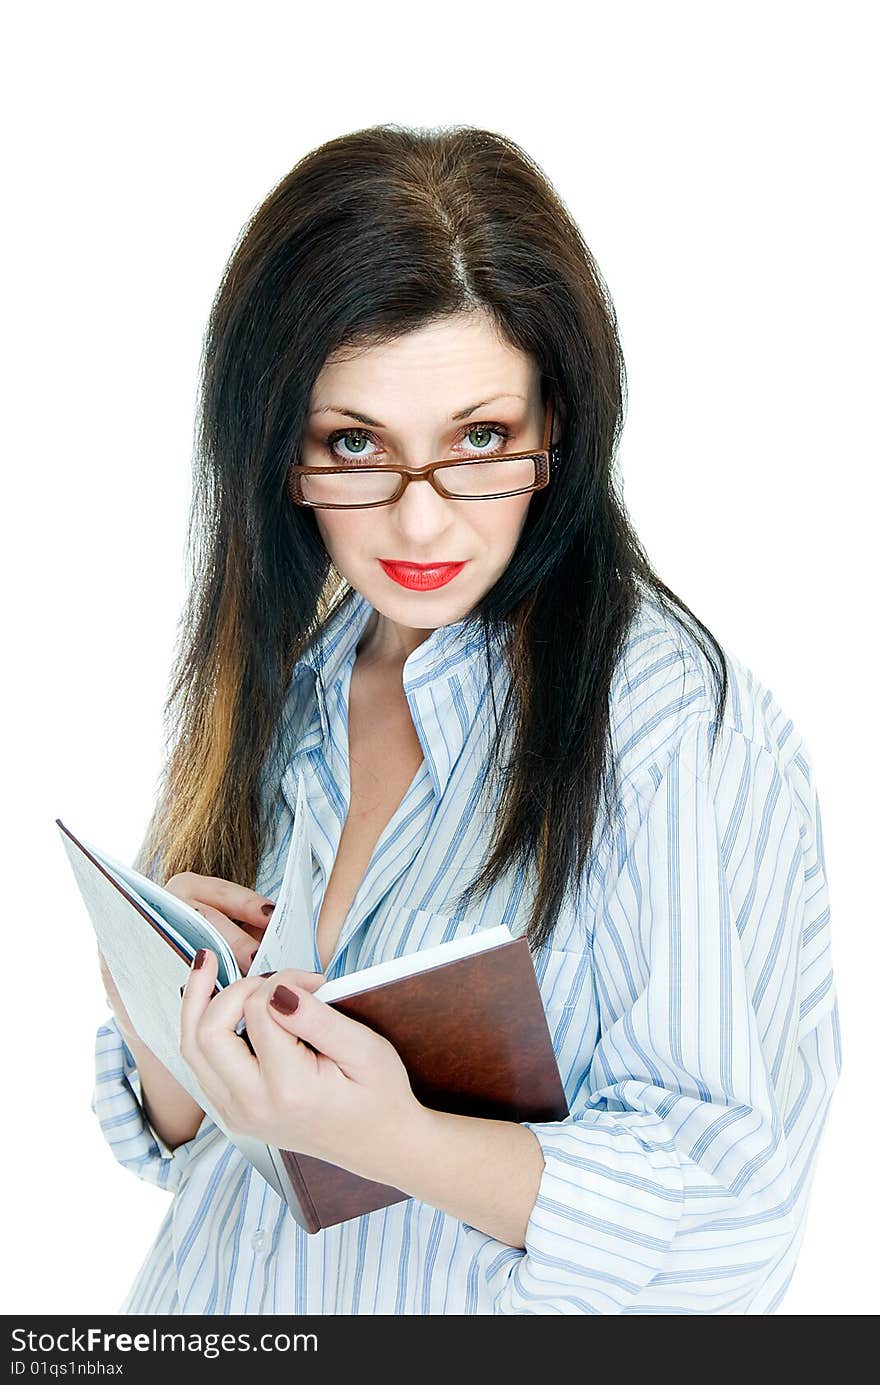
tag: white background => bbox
[4,0,875,1316]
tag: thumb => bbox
[266,975,379,1078]
[259,968,326,993]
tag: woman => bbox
[93,124,841,1314]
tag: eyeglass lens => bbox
[299,455,539,506]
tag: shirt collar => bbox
[291,585,508,801]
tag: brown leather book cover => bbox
[267,937,570,1233]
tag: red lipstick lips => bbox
[378,560,468,591]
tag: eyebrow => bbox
[310,393,526,428]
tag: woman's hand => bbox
[179,949,425,1182]
[98,945,138,1046]
[164,871,280,977]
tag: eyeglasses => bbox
[288,398,560,509]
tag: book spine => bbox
[267,1145,323,1235]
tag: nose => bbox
[389,466,457,537]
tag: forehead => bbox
[313,314,538,406]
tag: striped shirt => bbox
[92,584,841,1314]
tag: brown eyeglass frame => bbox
[287,398,560,509]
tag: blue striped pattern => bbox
[91,586,841,1313]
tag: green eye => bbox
[466,426,494,450]
[339,431,369,455]
[324,429,375,462]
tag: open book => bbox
[57,770,569,1233]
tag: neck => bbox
[355,609,434,672]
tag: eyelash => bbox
[322,422,513,463]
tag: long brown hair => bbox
[133,123,728,952]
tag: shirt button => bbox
[251,1229,268,1252]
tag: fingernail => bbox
[192,948,207,970]
[270,984,299,1015]
[258,970,276,978]
[261,902,276,917]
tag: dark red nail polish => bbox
[270,984,299,1015]
[261,902,276,917]
[258,970,276,978]
[193,948,207,969]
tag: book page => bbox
[248,765,317,977]
[314,923,514,1003]
[77,835,240,987]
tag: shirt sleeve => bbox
[91,1013,211,1194]
[493,713,842,1314]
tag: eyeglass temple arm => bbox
[544,395,559,462]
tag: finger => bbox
[241,972,321,1060]
[166,873,277,937]
[179,947,221,1068]
[262,974,382,1080]
[234,968,327,991]
[276,968,327,993]
[240,969,328,1059]
[98,950,121,1003]
[178,950,264,1112]
[187,901,264,975]
[239,988,320,1104]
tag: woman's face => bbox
[303,312,554,644]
